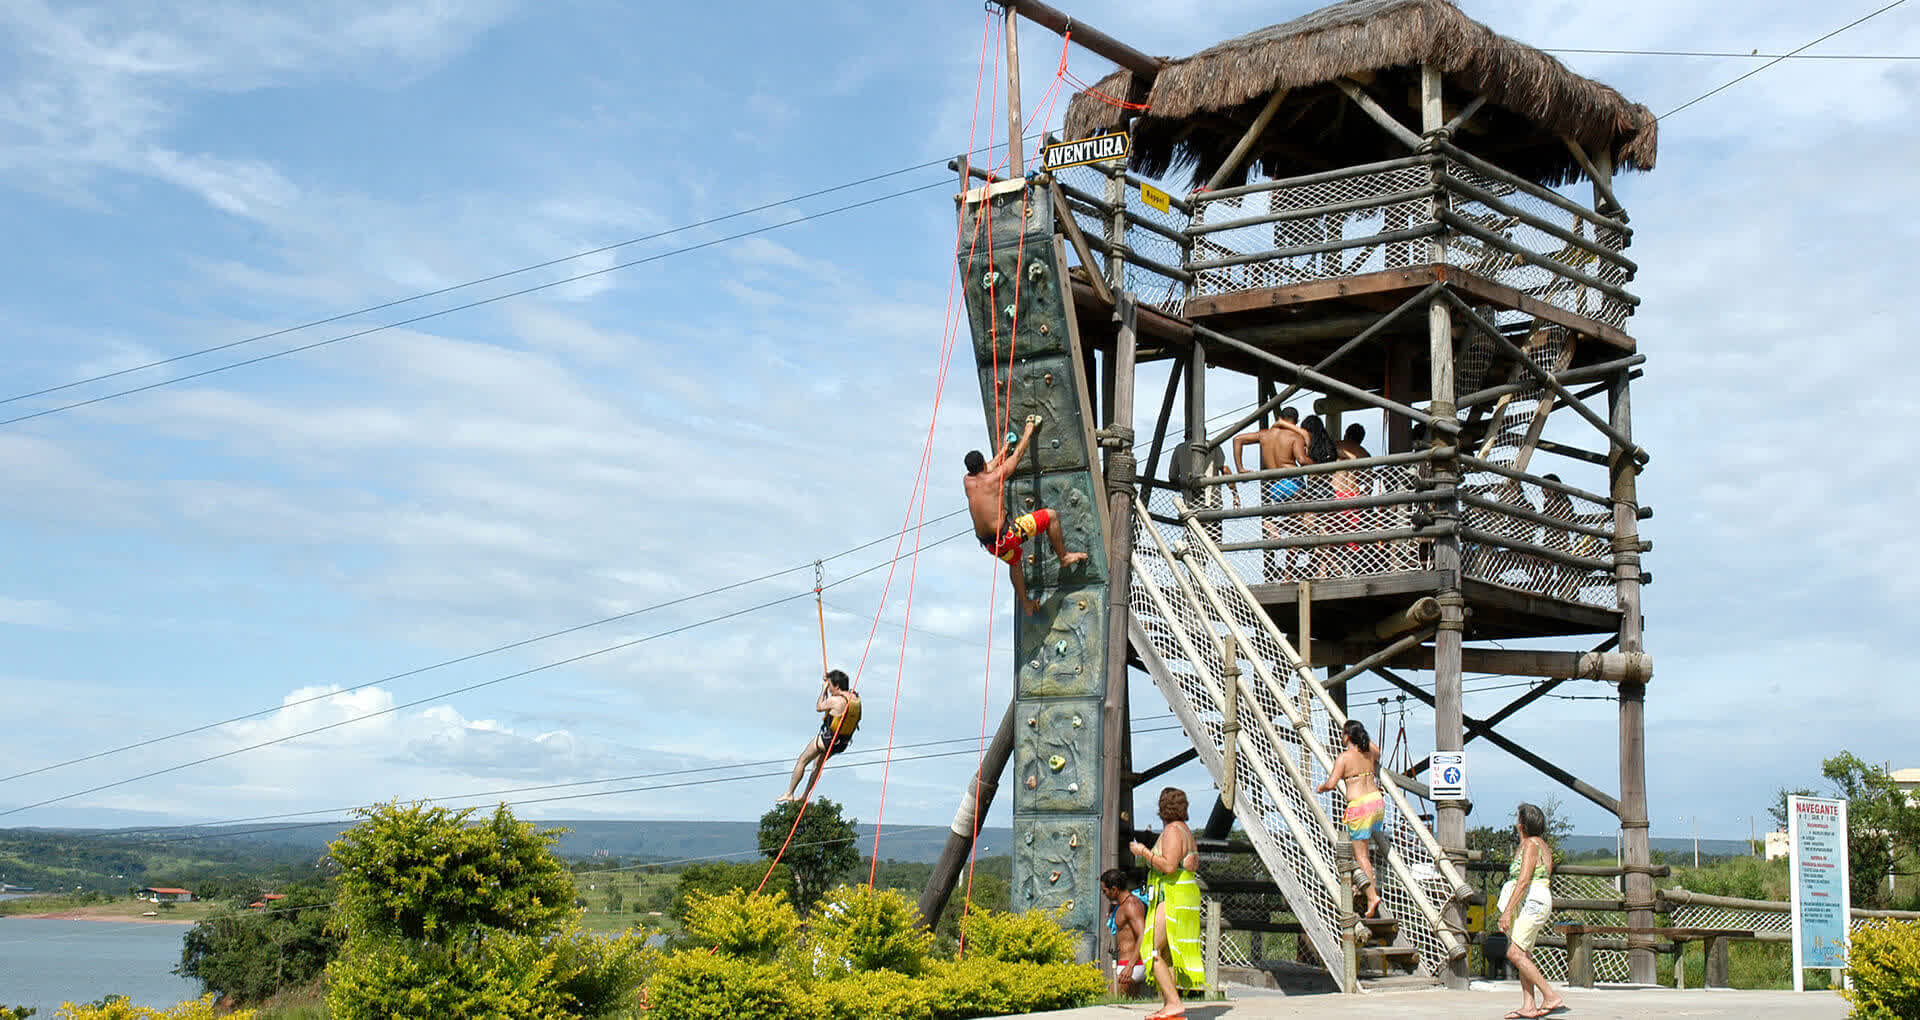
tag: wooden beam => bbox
[918,698,1018,927]
[1561,135,1627,220]
[1371,667,1622,815]
[1003,0,1162,78]
[1443,94,1488,135]
[1193,324,1461,435]
[1442,289,1648,463]
[1408,677,1568,776]
[1048,177,1113,306]
[1205,89,1290,192]
[1004,9,1024,177]
[1335,77,1423,151]
[1101,294,1139,886]
[1131,747,1198,785]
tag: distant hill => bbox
[21,820,1017,867]
[1561,835,1759,859]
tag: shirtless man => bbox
[1101,868,1148,997]
[964,416,1089,614]
[1230,408,1311,579]
[777,669,861,804]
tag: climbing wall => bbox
[957,179,1112,949]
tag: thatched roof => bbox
[1061,0,1656,188]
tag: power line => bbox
[1548,47,1920,60]
[0,178,950,429]
[1660,0,1912,119]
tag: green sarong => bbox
[1146,867,1205,991]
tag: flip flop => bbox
[1541,1005,1569,1015]
[1503,1011,1531,1019]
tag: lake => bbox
[0,919,201,1013]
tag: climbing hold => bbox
[1003,303,1017,319]
[1076,598,1088,610]
[1049,870,1062,883]
[1028,260,1048,280]
[1063,898,1075,911]
[1053,640,1067,654]
[1026,775,1039,790]
[1071,714,1083,728]
[1067,782,1080,793]
[1027,715,1039,727]
[1038,323,1050,334]
[1025,831,1035,844]
[982,270,1002,289]
[1068,833,1080,848]
[1042,372,1054,385]
[1047,754,1066,772]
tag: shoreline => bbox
[4,912,193,925]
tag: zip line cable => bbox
[0,134,1038,412]
[0,509,968,787]
[1659,0,1911,119]
[0,532,981,819]
[1549,47,1920,60]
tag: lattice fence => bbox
[1531,873,1631,984]
[1201,466,1425,584]
[1132,494,1462,982]
[1053,164,1191,315]
[1190,163,1436,297]
[1436,163,1632,329]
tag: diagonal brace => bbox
[1374,666,1622,816]
[1195,324,1461,435]
[1441,290,1649,465]
[1204,282,1445,452]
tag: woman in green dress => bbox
[1128,787,1204,1020]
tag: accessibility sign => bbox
[1042,131,1130,172]
[1430,751,1467,800]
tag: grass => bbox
[0,892,222,922]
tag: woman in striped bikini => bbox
[1318,719,1385,918]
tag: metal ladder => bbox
[1128,495,1473,985]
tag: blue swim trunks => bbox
[1265,477,1304,501]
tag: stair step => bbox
[1357,945,1421,974]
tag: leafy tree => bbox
[176,885,338,1005]
[1769,786,1820,831]
[757,798,859,914]
[1821,752,1920,907]
[670,861,792,925]
[328,802,576,943]
[604,887,624,914]
[323,802,648,1019]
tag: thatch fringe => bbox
[1062,0,1655,188]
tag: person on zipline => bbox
[776,669,860,804]
[964,415,1088,614]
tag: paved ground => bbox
[1022,983,1850,1019]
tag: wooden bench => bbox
[1558,925,1753,989]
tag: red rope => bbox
[1063,68,1150,111]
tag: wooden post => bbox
[1204,898,1223,998]
[1184,338,1207,498]
[1105,166,1128,298]
[1221,634,1240,812]
[1705,935,1732,988]
[1101,295,1140,942]
[1004,8,1024,177]
[918,698,1020,928]
[1566,929,1595,988]
[1338,841,1359,993]
[1204,88,1289,192]
[1423,62,1470,989]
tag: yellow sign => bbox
[1041,131,1129,172]
[1139,182,1172,214]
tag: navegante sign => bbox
[1788,794,1850,990]
[1042,132,1129,172]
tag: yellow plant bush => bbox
[648,951,814,1020]
[956,906,1078,964]
[681,887,800,961]
[811,885,935,975]
[1845,919,1920,1019]
[56,996,253,1020]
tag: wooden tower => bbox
[924,0,1659,987]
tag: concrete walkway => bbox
[1022,983,1850,1019]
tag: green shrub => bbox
[956,906,1077,964]
[811,886,935,975]
[921,958,1105,1018]
[669,861,794,924]
[543,927,655,1017]
[647,951,814,1020]
[1845,919,1920,1019]
[681,888,799,961]
[325,938,564,1020]
[811,970,933,1020]
[1,1007,36,1019]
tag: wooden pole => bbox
[1004,8,1025,177]
[1100,295,1139,946]
[1221,634,1240,812]
[1105,162,1128,297]
[1423,61,1469,990]
[1184,337,1206,498]
[1001,0,1163,78]
[919,698,1019,928]
[1335,77,1424,151]
[1205,88,1290,192]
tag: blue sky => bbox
[1,0,1916,846]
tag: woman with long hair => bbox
[1302,414,1338,469]
[1300,415,1340,573]
[1498,803,1565,1018]
[1127,787,1203,1019]
[1316,719,1384,917]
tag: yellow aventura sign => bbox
[1042,131,1129,172]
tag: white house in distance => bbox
[138,886,193,903]
[1894,768,1920,806]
